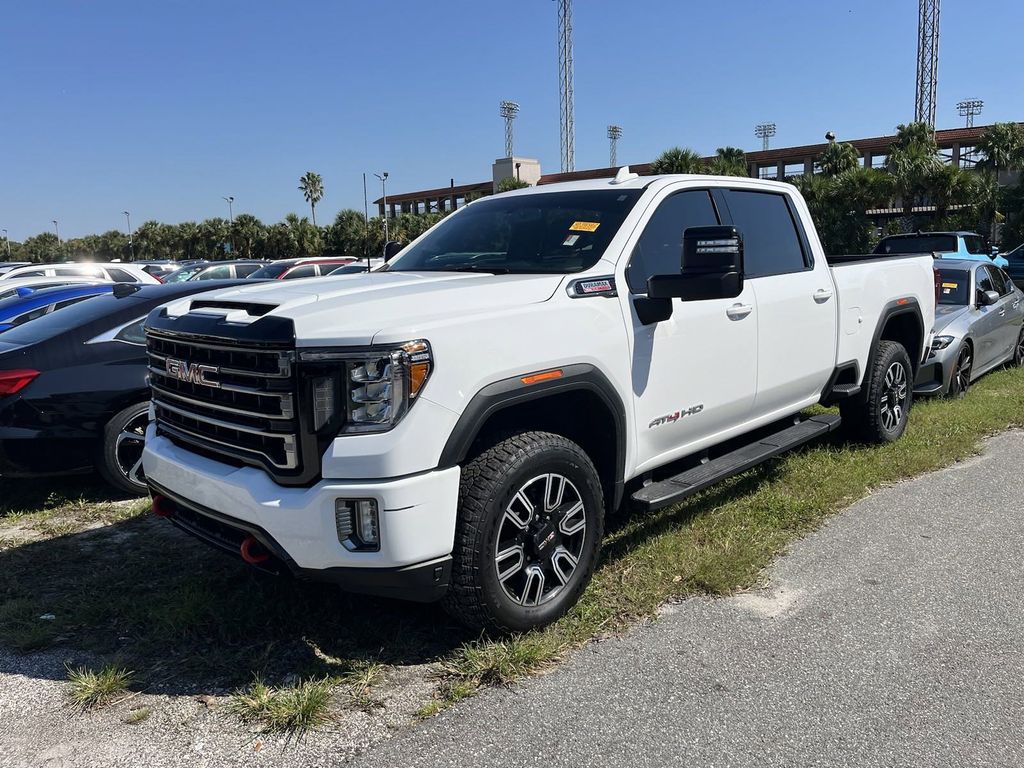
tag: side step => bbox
[631,413,842,512]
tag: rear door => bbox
[718,188,837,421]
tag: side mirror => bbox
[383,240,403,260]
[979,289,1000,306]
[647,226,744,301]
[991,246,1000,258]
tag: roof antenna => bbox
[610,166,638,185]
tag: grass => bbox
[230,675,334,735]
[4,366,1024,728]
[66,663,133,709]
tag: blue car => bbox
[874,231,1009,268]
[0,283,115,332]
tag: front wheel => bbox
[842,340,913,443]
[948,343,973,397]
[1011,328,1024,368]
[443,431,605,634]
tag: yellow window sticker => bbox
[941,282,958,289]
[569,221,600,232]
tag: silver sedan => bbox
[914,259,1024,396]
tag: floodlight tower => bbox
[500,100,520,158]
[557,0,574,172]
[607,125,622,167]
[914,0,940,128]
[754,122,776,151]
[957,98,983,128]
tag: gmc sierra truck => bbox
[142,170,935,633]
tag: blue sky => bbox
[2,0,1022,241]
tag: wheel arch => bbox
[869,299,925,380]
[437,364,627,512]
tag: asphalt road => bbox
[352,431,1024,768]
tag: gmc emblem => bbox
[166,357,220,388]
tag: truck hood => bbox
[933,303,969,334]
[170,271,565,345]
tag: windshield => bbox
[875,234,957,255]
[163,265,206,283]
[936,268,970,306]
[386,190,643,274]
[248,263,290,279]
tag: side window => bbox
[721,190,809,278]
[198,265,232,280]
[987,265,1008,295]
[114,318,147,345]
[52,297,91,311]
[15,269,44,278]
[106,268,137,282]
[11,306,51,326]
[235,263,262,278]
[976,266,995,298]
[626,190,718,293]
[963,236,986,255]
[284,265,316,279]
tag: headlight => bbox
[300,340,432,434]
[931,335,955,350]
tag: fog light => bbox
[335,498,380,550]
[355,499,380,549]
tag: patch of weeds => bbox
[66,663,133,709]
[0,599,58,651]
[340,662,387,712]
[230,675,334,735]
[125,706,151,724]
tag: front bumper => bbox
[143,429,461,601]
[913,346,957,395]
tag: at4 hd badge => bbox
[649,404,704,429]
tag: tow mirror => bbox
[383,240,403,260]
[647,226,744,302]
[979,289,1000,306]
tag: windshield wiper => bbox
[443,266,513,275]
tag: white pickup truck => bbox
[142,171,935,633]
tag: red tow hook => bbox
[240,535,271,565]
[152,495,172,518]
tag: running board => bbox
[631,413,843,512]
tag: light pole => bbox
[607,125,623,167]
[1,229,9,259]
[374,172,389,256]
[52,220,61,261]
[754,122,776,152]
[222,196,235,254]
[123,211,134,261]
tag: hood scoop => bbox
[188,299,278,317]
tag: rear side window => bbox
[284,265,316,279]
[963,236,987,255]
[106,268,137,282]
[722,190,809,278]
[198,265,232,280]
[234,263,263,277]
[11,306,51,326]
[627,190,718,293]
[13,269,44,278]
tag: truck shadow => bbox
[0,443,811,695]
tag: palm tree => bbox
[649,147,706,175]
[976,122,1024,174]
[231,213,266,259]
[886,123,941,218]
[709,147,747,177]
[818,141,860,177]
[298,171,325,226]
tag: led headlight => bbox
[931,335,955,350]
[300,340,432,434]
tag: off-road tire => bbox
[841,340,912,443]
[442,431,604,634]
[96,401,150,496]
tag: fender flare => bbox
[867,298,925,378]
[437,363,628,510]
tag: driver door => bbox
[624,188,758,472]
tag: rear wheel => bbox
[948,343,973,397]
[97,402,149,496]
[1012,328,1024,368]
[443,431,604,634]
[842,340,912,443]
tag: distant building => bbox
[374,124,1020,218]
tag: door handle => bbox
[726,303,753,320]
[813,288,833,303]
[999,309,1006,317]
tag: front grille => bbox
[147,329,301,472]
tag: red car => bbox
[247,257,355,280]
